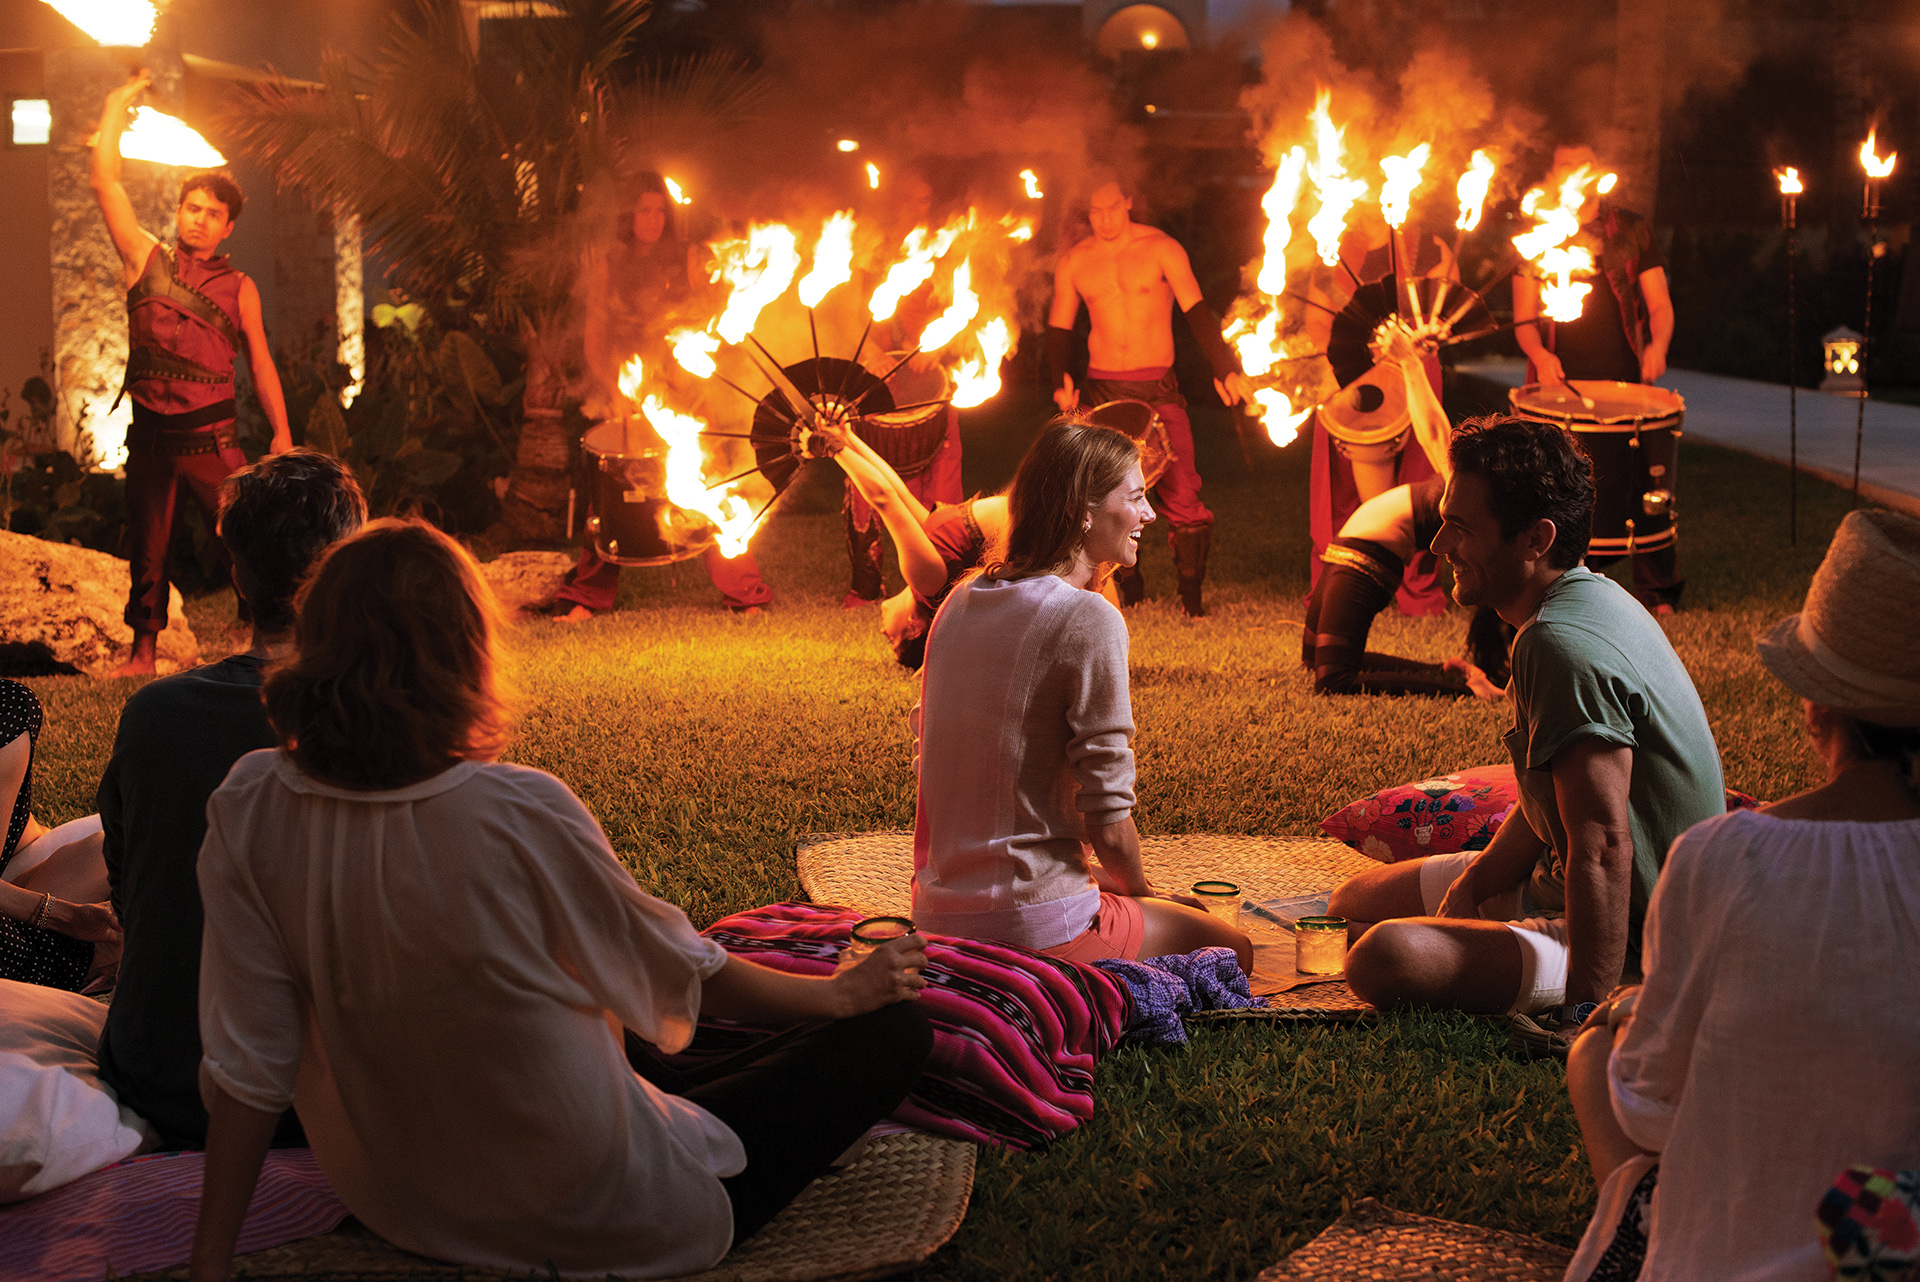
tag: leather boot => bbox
[1113,564,1145,606]
[1170,522,1212,618]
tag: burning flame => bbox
[869,218,964,321]
[1861,131,1896,179]
[668,327,719,379]
[1252,389,1311,448]
[1304,91,1368,269]
[951,318,1011,409]
[43,0,155,46]
[712,223,801,345]
[1596,172,1617,195]
[1140,31,1158,49]
[917,259,979,354]
[620,358,763,558]
[1378,143,1431,229]
[1776,166,1803,195]
[664,177,690,205]
[1513,165,1600,323]
[836,139,859,153]
[1021,169,1043,199]
[1255,146,1307,297]
[797,210,856,309]
[121,107,225,168]
[866,162,881,190]
[1455,150,1495,232]
[1226,310,1283,378]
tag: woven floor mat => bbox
[139,1133,974,1282]
[796,832,1378,1020]
[1254,1198,1573,1281]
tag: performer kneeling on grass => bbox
[1562,509,1920,1282]
[909,419,1252,972]
[188,521,931,1282]
[1301,319,1513,699]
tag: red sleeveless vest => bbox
[124,244,245,416]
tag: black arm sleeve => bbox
[1044,326,1077,390]
[1182,299,1242,383]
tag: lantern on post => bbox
[1819,326,1865,396]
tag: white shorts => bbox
[1417,849,1569,1016]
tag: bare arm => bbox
[1046,250,1082,331]
[1374,322,1451,479]
[1553,737,1636,1004]
[1086,814,1152,898]
[1511,275,1563,384]
[1435,804,1547,917]
[91,75,160,288]
[1638,267,1672,383]
[1160,235,1205,313]
[188,1075,281,1282]
[700,944,926,1024]
[834,433,946,599]
[238,279,292,453]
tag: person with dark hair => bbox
[92,74,293,677]
[1046,176,1253,617]
[1562,509,1920,1282]
[188,520,931,1280]
[540,170,773,618]
[1330,415,1723,1028]
[911,419,1251,970]
[95,449,365,1151]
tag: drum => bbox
[581,420,716,566]
[1508,380,1685,557]
[862,351,953,481]
[1317,361,1411,502]
[1083,399,1173,489]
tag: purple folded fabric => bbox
[1095,947,1264,1047]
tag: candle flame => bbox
[1020,168,1043,199]
[1378,143,1431,230]
[1255,146,1307,297]
[1861,130,1896,179]
[836,139,859,153]
[951,318,1012,408]
[796,210,857,309]
[664,177,689,205]
[866,162,881,189]
[917,259,979,354]
[1455,150,1495,232]
[712,223,801,345]
[120,107,225,168]
[1304,91,1368,269]
[1776,166,1803,195]
[668,327,719,379]
[43,0,155,46]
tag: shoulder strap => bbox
[128,245,243,353]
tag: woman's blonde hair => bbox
[985,417,1140,582]
[264,519,514,789]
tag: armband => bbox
[1182,299,1241,383]
[1044,326,1077,390]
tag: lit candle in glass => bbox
[1295,916,1348,974]
[1189,881,1241,923]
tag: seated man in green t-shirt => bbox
[1330,416,1724,1030]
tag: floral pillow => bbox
[1325,766,1767,863]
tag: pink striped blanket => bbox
[0,1149,347,1281]
[694,902,1135,1149]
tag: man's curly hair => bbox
[1447,415,1596,570]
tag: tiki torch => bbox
[1776,166,1801,543]
[1854,132,1897,507]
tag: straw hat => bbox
[1756,509,1920,728]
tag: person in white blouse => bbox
[911,419,1251,971]
[187,519,932,1282]
[1564,508,1920,1282]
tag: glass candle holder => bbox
[840,916,914,969]
[1295,916,1348,975]
[1190,881,1240,922]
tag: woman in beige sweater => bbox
[911,420,1251,970]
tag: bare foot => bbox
[1444,656,1508,700]
[552,604,594,623]
[109,633,159,677]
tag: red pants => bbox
[121,421,244,634]
[556,541,772,611]
[845,407,963,600]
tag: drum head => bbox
[582,420,650,458]
[1510,380,1685,430]
[1084,399,1172,488]
[1318,362,1410,447]
[876,350,953,412]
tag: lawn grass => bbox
[18,381,1863,1280]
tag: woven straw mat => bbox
[795,831,1378,1018]
[140,1133,973,1282]
[1254,1198,1572,1281]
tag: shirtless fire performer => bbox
[1047,174,1251,617]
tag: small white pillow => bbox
[0,979,156,1203]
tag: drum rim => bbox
[1320,365,1411,446]
[1085,397,1160,430]
[583,420,665,458]
[1509,380,1686,429]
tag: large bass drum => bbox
[861,351,954,481]
[1509,380,1685,558]
[581,420,716,566]
[1083,399,1173,489]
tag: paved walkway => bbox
[1455,358,1920,515]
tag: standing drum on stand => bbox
[1082,399,1173,489]
[862,351,955,483]
[1509,380,1686,562]
[1316,361,1412,504]
[581,419,718,565]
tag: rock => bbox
[0,531,200,678]
[479,551,577,613]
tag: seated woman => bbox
[1301,321,1510,698]
[0,678,118,991]
[188,521,933,1281]
[909,419,1251,972]
[1563,508,1920,1282]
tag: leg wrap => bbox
[1309,538,1469,697]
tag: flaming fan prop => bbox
[594,206,1030,564]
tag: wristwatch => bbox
[1555,1001,1598,1028]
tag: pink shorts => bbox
[1042,893,1146,964]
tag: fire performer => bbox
[1047,175,1252,618]
[1513,144,1679,613]
[92,74,292,677]
[542,172,773,619]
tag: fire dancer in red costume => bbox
[92,74,293,677]
[1046,175,1252,617]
